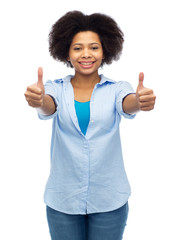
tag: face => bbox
[68,31,104,76]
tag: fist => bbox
[136,72,156,111]
[24,67,45,108]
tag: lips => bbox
[79,61,95,65]
[79,61,95,68]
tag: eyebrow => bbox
[72,42,101,46]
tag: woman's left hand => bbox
[136,72,156,111]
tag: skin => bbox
[24,68,55,115]
[24,31,156,115]
[68,31,104,102]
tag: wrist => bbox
[123,94,140,115]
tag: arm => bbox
[36,94,56,116]
[123,94,139,115]
[24,67,56,116]
[122,73,156,115]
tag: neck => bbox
[71,71,101,88]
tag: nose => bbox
[81,48,91,58]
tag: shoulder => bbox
[100,74,130,87]
[100,74,132,90]
[100,74,117,85]
[100,75,135,96]
[43,75,73,100]
[45,75,73,89]
[54,75,73,84]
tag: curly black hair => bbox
[49,11,124,67]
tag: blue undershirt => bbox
[74,100,90,135]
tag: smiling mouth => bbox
[79,61,96,69]
[79,61,95,65]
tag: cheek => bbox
[69,53,80,62]
[68,55,76,66]
[95,52,104,60]
[95,54,104,65]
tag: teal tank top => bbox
[74,100,90,135]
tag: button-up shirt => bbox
[38,74,136,215]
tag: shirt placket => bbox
[85,84,98,138]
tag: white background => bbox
[0,0,172,239]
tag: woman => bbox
[24,11,156,240]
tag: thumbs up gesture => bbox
[24,67,45,108]
[136,72,156,111]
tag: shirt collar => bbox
[61,74,116,85]
[99,74,116,85]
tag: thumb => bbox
[137,72,144,90]
[37,67,44,89]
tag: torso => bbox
[71,76,100,102]
[73,87,94,102]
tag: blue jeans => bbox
[46,202,129,240]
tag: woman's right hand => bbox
[24,67,45,108]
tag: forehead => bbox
[71,31,101,45]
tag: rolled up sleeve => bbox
[116,81,136,119]
[38,80,61,120]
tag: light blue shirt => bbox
[38,74,136,215]
[74,100,90,135]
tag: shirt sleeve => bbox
[38,80,61,120]
[116,81,136,119]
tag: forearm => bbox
[122,94,140,115]
[36,95,56,116]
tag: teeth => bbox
[80,62,93,65]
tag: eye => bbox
[74,47,81,51]
[91,46,99,50]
